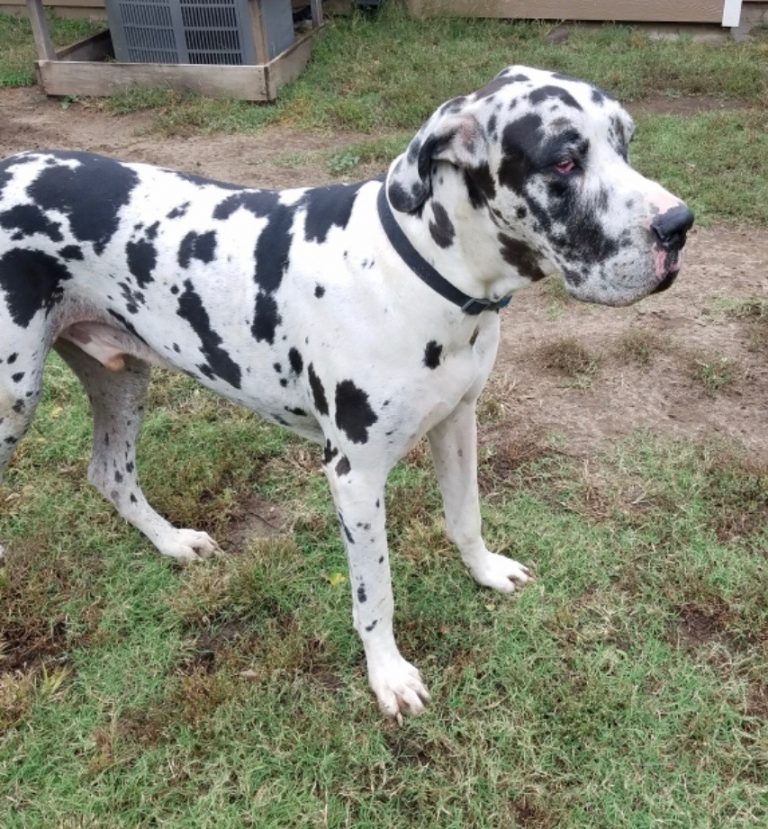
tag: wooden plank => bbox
[56,28,112,61]
[36,61,270,100]
[249,0,271,65]
[309,0,323,27]
[1,0,106,7]
[26,0,56,60]
[405,1,726,23]
[264,27,317,98]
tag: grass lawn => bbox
[1,5,768,827]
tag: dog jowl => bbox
[0,66,692,719]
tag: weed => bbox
[616,328,666,365]
[691,356,737,395]
[327,149,362,174]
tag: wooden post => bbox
[26,0,56,61]
[310,0,323,27]
[249,0,270,64]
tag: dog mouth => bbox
[652,269,678,294]
[651,247,682,294]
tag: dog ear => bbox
[387,112,487,213]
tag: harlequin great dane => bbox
[0,66,693,719]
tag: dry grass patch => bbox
[535,337,602,384]
[615,328,668,366]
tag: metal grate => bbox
[106,0,295,65]
[181,0,244,64]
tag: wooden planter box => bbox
[26,0,323,101]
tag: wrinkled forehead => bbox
[469,65,635,140]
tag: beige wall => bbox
[1,0,763,25]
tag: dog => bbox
[0,66,693,719]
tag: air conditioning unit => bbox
[105,0,295,66]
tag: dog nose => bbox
[651,205,695,250]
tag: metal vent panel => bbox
[105,0,295,66]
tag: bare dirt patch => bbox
[1,87,767,466]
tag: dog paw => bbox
[157,529,220,561]
[369,655,431,722]
[469,552,532,593]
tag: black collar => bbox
[376,185,512,315]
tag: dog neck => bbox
[387,165,548,307]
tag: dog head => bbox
[386,65,693,306]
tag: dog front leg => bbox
[325,463,429,720]
[428,399,532,592]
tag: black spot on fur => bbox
[0,204,63,242]
[253,203,295,294]
[252,292,282,345]
[11,372,24,383]
[423,340,443,369]
[126,238,157,288]
[464,163,496,209]
[529,85,583,111]
[323,440,338,464]
[497,235,547,281]
[475,76,514,100]
[167,202,190,219]
[498,114,543,195]
[213,190,279,221]
[314,284,325,298]
[303,182,365,244]
[288,347,303,375]
[335,380,377,444]
[428,202,455,248]
[118,280,145,314]
[338,512,355,545]
[357,585,367,603]
[174,171,242,191]
[335,456,351,477]
[178,230,217,268]
[58,245,83,260]
[0,248,72,327]
[308,363,328,416]
[27,151,138,254]
[177,279,241,389]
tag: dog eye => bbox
[554,158,576,174]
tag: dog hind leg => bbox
[0,334,47,560]
[55,340,219,561]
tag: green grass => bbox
[631,110,768,225]
[0,12,103,87]
[89,11,768,132]
[2,360,767,828]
